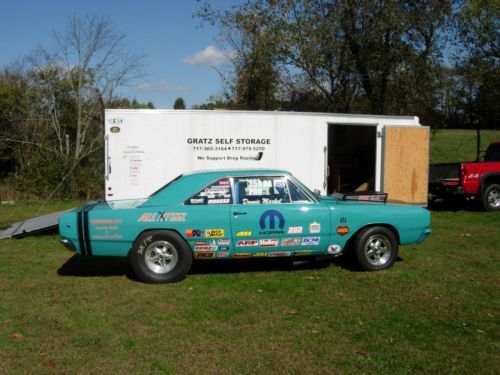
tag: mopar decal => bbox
[259,210,285,230]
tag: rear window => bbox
[185,178,232,205]
[485,143,500,162]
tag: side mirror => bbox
[313,189,322,198]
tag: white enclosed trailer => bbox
[104,110,429,205]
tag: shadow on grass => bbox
[57,255,138,280]
[57,254,370,281]
[428,196,483,212]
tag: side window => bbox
[288,179,312,202]
[234,176,290,204]
[185,178,232,205]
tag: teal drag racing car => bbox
[59,170,431,283]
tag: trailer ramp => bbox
[0,209,74,239]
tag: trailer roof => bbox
[105,109,420,125]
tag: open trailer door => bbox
[382,126,430,205]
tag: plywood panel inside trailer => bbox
[383,126,429,205]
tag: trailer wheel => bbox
[130,230,192,283]
[482,184,500,212]
[353,226,398,271]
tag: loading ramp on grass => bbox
[0,209,74,239]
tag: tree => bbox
[174,97,186,109]
[454,0,499,130]
[0,15,144,199]
[198,0,453,117]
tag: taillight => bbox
[460,165,466,182]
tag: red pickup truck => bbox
[429,142,500,211]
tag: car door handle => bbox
[233,211,247,216]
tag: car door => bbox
[183,177,234,259]
[230,175,330,257]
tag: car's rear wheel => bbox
[353,226,398,271]
[482,184,500,212]
[130,230,192,283]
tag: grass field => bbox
[430,129,500,163]
[0,203,499,374]
[0,129,499,374]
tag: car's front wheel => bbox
[353,226,398,271]
[130,230,192,283]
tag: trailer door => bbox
[382,126,429,205]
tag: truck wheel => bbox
[130,230,192,283]
[353,226,398,271]
[482,184,500,211]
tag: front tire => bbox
[482,184,500,212]
[353,226,398,271]
[130,230,192,283]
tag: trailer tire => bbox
[130,230,192,283]
[353,226,398,271]
[482,184,500,212]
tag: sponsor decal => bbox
[186,229,202,237]
[209,240,217,246]
[217,252,230,258]
[110,126,121,133]
[293,250,313,256]
[252,252,268,257]
[195,252,215,258]
[236,231,252,237]
[108,118,123,124]
[309,221,321,233]
[138,212,187,222]
[195,240,207,245]
[258,210,285,234]
[237,240,259,247]
[301,237,320,246]
[328,245,342,254]
[288,226,303,234]
[234,252,252,258]
[268,251,291,257]
[205,229,224,238]
[218,179,230,185]
[91,219,122,225]
[194,245,218,251]
[92,234,122,240]
[137,235,153,255]
[281,238,302,246]
[260,239,278,247]
[218,239,231,245]
[190,198,204,204]
[207,198,230,204]
[219,246,229,251]
[337,226,349,236]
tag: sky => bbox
[0,0,238,109]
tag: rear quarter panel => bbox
[330,202,431,247]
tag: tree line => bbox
[197,0,498,130]
[0,2,498,201]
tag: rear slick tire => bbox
[130,230,192,283]
[353,226,398,271]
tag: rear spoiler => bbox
[331,192,388,203]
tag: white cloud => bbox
[135,81,190,92]
[183,45,233,66]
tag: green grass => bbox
[430,129,500,163]
[0,130,499,373]
[0,203,499,374]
